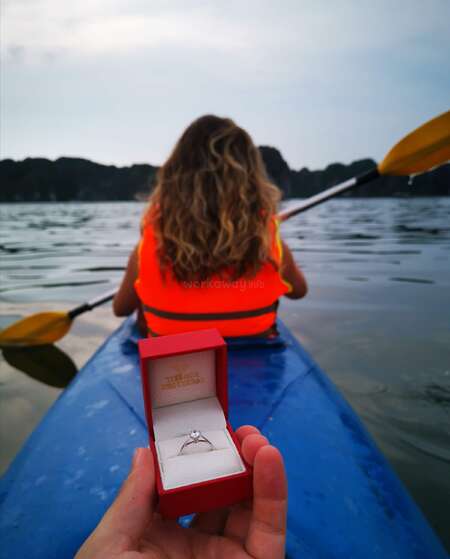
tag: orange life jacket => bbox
[134,218,291,337]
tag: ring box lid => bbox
[138,329,228,440]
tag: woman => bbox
[113,115,307,337]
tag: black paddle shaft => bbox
[68,289,116,320]
[279,167,380,221]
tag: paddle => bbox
[2,344,78,388]
[278,110,450,221]
[0,290,116,347]
[1,110,449,347]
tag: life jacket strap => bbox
[147,324,279,338]
[142,301,278,321]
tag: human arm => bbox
[75,425,287,559]
[281,241,308,299]
[113,245,140,316]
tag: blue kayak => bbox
[0,318,446,558]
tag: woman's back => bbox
[135,215,290,337]
[113,115,307,336]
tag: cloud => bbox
[4,14,249,57]
[1,0,449,168]
[6,45,26,61]
[3,2,253,58]
[3,0,449,58]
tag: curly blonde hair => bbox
[143,115,281,282]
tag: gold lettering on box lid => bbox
[161,361,205,391]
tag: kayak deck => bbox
[0,318,446,558]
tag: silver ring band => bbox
[178,430,215,456]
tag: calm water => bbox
[1,199,449,550]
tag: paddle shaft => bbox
[67,289,116,319]
[278,167,380,221]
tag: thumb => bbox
[79,447,156,555]
[103,447,156,543]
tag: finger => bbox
[223,501,252,544]
[91,448,156,548]
[191,507,230,535]
[245,445,287,559]
[236,425,260,444]
[223,436,271,543]
[241,433,269,465]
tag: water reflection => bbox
[0,279,109,294]
[358,380,450,465]
[1,199,449,301]
[1,200,450,286]
[0,202,142,302]
[2,344,77,388]
[390,277,435,285]
[423,383,450,406]
[395,225,449,236]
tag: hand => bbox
[76,425,287,558]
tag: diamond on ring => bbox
[178,429,215,456]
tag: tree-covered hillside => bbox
[1,148,448,202]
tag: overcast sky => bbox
[1,0,449,170]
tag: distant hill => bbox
[258,147,450,198]
[1,149,449,202]
[0,157,157,202]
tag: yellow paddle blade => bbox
[0,312,72,347]
[379,110,450,176]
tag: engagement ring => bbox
[178,430,215,455]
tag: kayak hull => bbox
[0,318,446,558]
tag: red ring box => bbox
[138,328,253,518]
